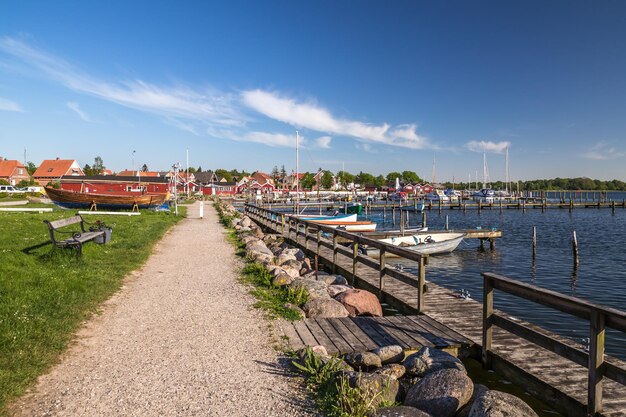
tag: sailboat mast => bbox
[296,131,299,210]
[482,152,487,189]
[505,145,510,194]
[431,154,436,184]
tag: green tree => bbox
[141,164,149,172]
[280,165,287,184]
[215,169,233,182]
[321,170,334,189]
[271,165,280,183]
[386,172,402,184]
[25,161,37,176]
[375,175,386,188]
[301,172,316,190]
[92,156,105,175]
[356,171,375,186]
[336,171,354,189]
[83,164,93,176]
[402,170,422,184]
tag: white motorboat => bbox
[365,231,466,257]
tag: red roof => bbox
[0,159,25,178]
[116,170,161,177]
[33,159,82,178]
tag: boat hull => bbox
[45,187,168,210]
[366,232,466,257]
[291,213,358,222]
[308,221,377,232]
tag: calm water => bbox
[364,192,626,360]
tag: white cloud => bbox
[66,101,94,122]
[0,37,243,129]
[241,89,431,149]
[465,140,510,154]
[581,141,625,160]
[0,97,22,112]
[316,136,332,149]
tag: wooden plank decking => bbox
[246,207,626,417]
[276,315,472,355]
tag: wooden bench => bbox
[43,215,105,255]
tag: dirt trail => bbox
[11,202,314,416]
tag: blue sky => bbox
[1,1,625,181]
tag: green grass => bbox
[0,207,186,413]
[240,263,308,321]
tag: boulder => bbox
[335,289,383,317]
[369,406,432,417]
[297,344,328,361]
[241,235,258,245]
[404,346,465,377]
[316,274,341,285]
[283,303,306,319]
[404,368,473,417]
[344,371,402,408]
[344,351,382,370]
[468,390,538,417]
[303,298,350,318]
[282,265,301,279]
[272,270,296,286]
[241,217,252,228]
[262,234,279,245]
[456,384,488,417]
[245,240,273,257]
[282,259,303,271]
[269,241,288,255]
[252,227,264,239]
[373,345,405,365]
[333,275,349,286]
[289,278,331,300]
[252,253,273,266]
[327,284,353,298]
[373,363,406,379]
[283,248,306,261]
[276,253,297,265]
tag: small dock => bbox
[276,315,472,355]
[246,204,626,417]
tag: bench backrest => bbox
[45,215,83,230]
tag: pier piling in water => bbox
[532,226,537,259]
[421,211,426,228]
[572,230,579,267]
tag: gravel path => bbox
[10,202,316,416]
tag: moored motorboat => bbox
[45,187,168,210]
[364,231,466,257]
[289,213,358,222]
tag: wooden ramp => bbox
[276,315,472,355]
[246,207,626,417]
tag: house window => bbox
[127,186,132,192]
[47,168,53,173]
[18,168,23,175]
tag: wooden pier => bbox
[276,315,471,355]
[245,204,626,417]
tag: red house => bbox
[33,158,84,185]
[0,158,30,186]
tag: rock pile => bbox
[229,208,383,319]
[298,344,539,417]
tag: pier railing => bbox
[481,272,626,416]
[244,204,428,313]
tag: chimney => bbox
[56,157,60,160]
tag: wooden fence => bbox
[482,272,626,416]
[245,204,430,313]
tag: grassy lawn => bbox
[0,207,186,413]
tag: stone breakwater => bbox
[222,203,541,417]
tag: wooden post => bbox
[463,202,466,213]
[378,247,386,300]
[316,229,321,257]
[612,200,616,215]
[352,239,359,285]
[281,214,285,235]
[438,199,442,213]
[445,215,449,231]
[400,210,405,235]
[304,223,309,251]
[588,309,605,416]
[421,211,426,228]
[478,200,482,213]
[417,256,425,314]
[383,206,386,220]
[532,226,537,259]
[482,275,494,368]
[499,199,502,214]
[572,230,579,267]
[332,230,338,274]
